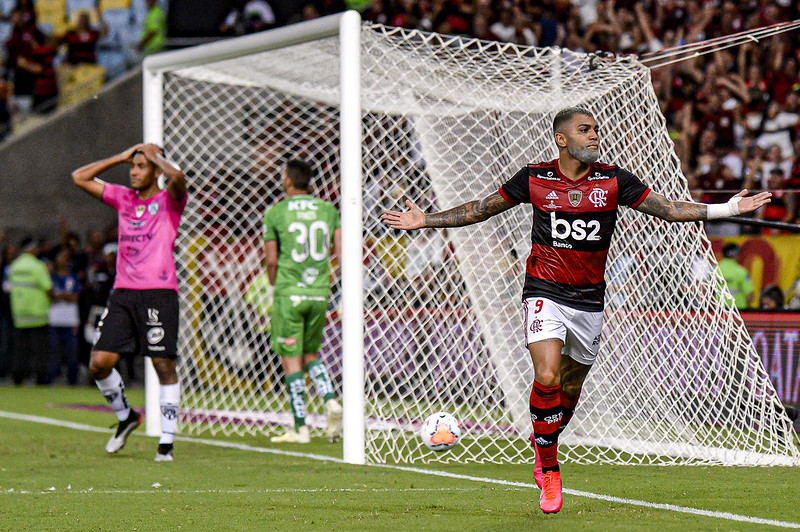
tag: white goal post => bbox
[142,12,365,463]
[142,11,800,467]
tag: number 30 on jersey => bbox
[287,220,331,262]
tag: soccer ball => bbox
[420,412,461,451]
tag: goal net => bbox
[146,16,800,466]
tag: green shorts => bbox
[270,294,328,358]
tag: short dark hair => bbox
[285,159,313,190]
[722,243,740,259]
[553,106,595,134]
[760,284,785,309]
[132,145,164,167]
[18,236,35,251]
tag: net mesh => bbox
[157,24,799,466]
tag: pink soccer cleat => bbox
[539,470,563,514]
[529,433,543,489]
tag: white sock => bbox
[95,369,131,422]
[159,383,180,445]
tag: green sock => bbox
[284,371,306,429]
[305,360,335,402]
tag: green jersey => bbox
[718,257,754,309]
[263,194,340,297]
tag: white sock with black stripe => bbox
[95,369,131,422]
[159,383,180,445]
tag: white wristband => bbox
[706,196,742,220]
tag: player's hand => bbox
[140,143,164,161]
[382,200,425,230]
[120,144,145,162]
[733,189,772,215]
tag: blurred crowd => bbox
[334,0,800,236]
[0,222,134,386]
[0,0,167,137]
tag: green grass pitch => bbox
[1,386,799,531]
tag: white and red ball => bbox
[420,412,461,451]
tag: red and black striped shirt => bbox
[499,160,650,311]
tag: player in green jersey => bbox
[263,159,343,443]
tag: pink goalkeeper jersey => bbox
[103,183,186,292]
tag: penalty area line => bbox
[1,410,799,529]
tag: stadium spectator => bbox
[390,0,421,29]
[745,101,800,161]
[7,237,52,385]
[72,143,186,461]
[263,159,343,444]
[60,9,109,65]
[0,240,17,379]
[5,8,44,116]
[10,0,36,27]
[760,284,785,310]
[79,241,116,370]
[220,0,276,36]
[27,33,59,113]
[489,8,515,43]
[362,0,392,26]
[0,79,12,142]
[138,0,167,56]
[717,243,754,309]
[756,168,796,234]
[758,144,793,189]
[382,106,772,514]
[46,248,80,385]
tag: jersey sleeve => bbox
[101,183,124,210]
[38,263,53,292]
[616,167,651,208]
[330,203,341,230]
[262,207,277,242]
[498,167,531,204]
[166,189,187,214]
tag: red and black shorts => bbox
[92,289,179,359]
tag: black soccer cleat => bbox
[154,443,174,462]
[105,410,142,454]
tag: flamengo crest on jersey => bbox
[498,160,650,311]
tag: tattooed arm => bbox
[635,189,772,222]
[382,192,515,230]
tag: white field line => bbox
[1,410,799,529]
[5,487,515,495]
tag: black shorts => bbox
[92,289,179,359]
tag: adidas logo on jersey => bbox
[545,191,558,200]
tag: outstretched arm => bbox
[382,191,515,230]
[635,189,772,222]
[71,144,143,200]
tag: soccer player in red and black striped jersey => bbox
[383,106,772,514]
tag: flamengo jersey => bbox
[499,160,650,311]
[102,183,186,292]
[262,194,341,297]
